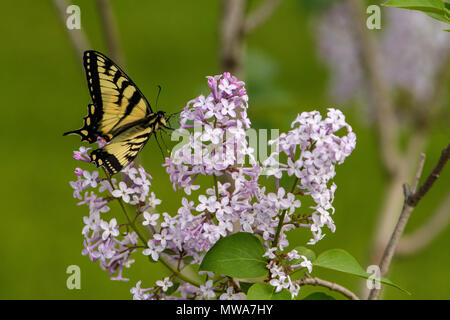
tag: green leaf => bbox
[246,283,291,300]
[313,249,409,294]
[199,232,268,278]
[239,282,254,294]
[162,248,177,255]
[183,256,195,265]
[302,292,336,300]
[314,249,367,276]
[165,282,180,296]
[383,0,450,24]
[425,11,450,22]
[383,0,446,12]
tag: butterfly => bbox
[64,50,174,175]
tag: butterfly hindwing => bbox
[63,103,103,143]
[90,122,154,174]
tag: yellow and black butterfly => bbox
[64,50,174,175]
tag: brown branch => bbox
[356,3,449,296]
[243,0,284,35]
[297,277,360,300]
[411,153,426,193]
[219,0,284,77]
[368,143,450,300]
[219,0,246,77]
[397,193,450,256]
[407,144,450,207]
[346,0,448,297]
[96,0,125,67]
[52,0,90,63]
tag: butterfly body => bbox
[64,50,171,175]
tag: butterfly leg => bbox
[153,132,166,159]
[159,130,170,154]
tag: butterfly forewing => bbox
[83,51,152,138]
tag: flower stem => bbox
[213,174,220,199]
[102,168,201,287]
[102,169,147,245]
[272,177,299,247]
[158,257,201,287]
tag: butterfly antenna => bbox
[169,110,182,118]
[155,85,162,111]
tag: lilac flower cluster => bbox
[264,109,356,244]
[148,73,264,280]
[68,73,356,300]
[70,145,159,281]
[164,72,254,194]
[316,2,450,104]
[266,248,313,299]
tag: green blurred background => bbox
[1,0,449,299]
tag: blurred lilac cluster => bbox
[381,9,450,102]
[317,3,450,104]
[69,73,356,299]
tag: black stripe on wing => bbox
[83,50,153,115]
[90,149,123,175]
[90,124,154,175]
[111,85,146,133]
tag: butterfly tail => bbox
[63,128,98,144]
[63,129,80,136]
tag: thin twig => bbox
[396,54,450,256]
[397,194,450,256]
[407,144,450,207]
[367,196,414,300]
[52,0,90,63]
[96,0,125,67]
[272,177,298,247]
[297,277,360,300]
[368,143,450,300]
[243,0,284,35]
[348,0,411,296]
[353,2,449,295]
[411,153,426,193]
